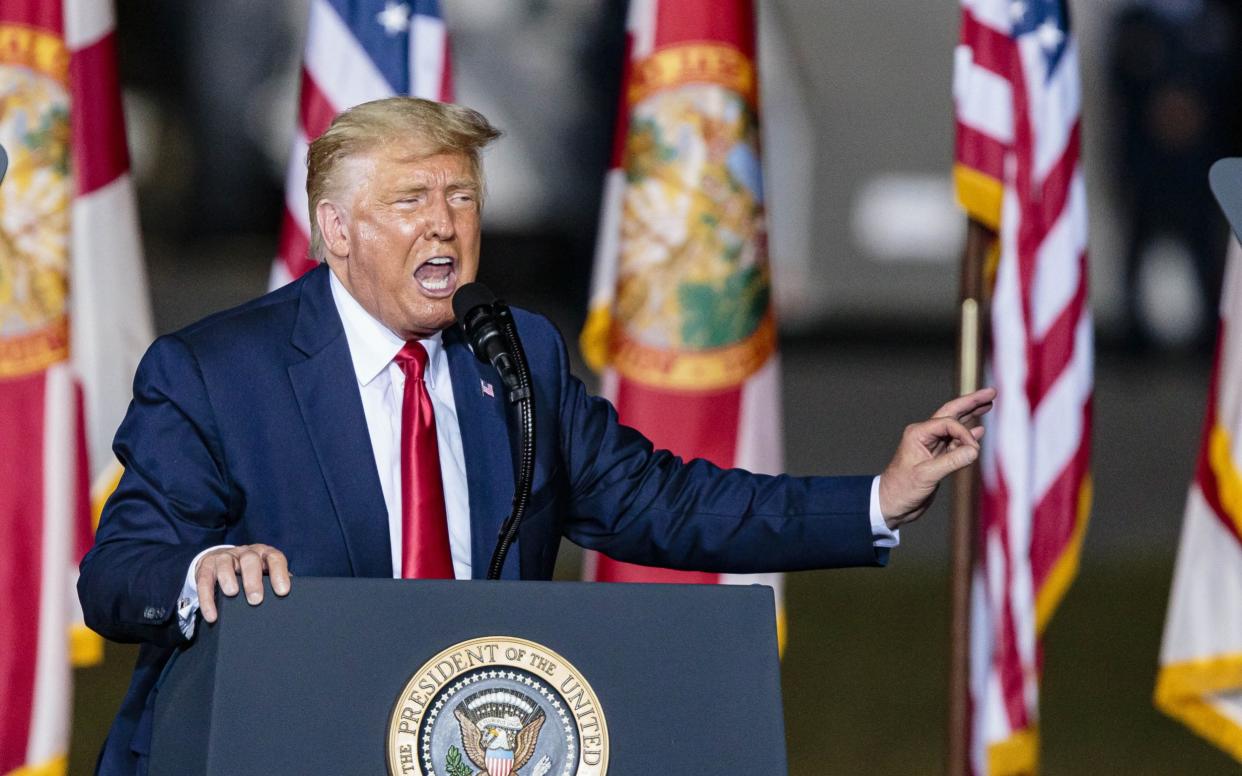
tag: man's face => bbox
[322,142,481,339]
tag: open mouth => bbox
[413,256,457,297]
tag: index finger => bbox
[934,387,997,421]
[915,416,979,452]
[195,554,229,624]
[196,575,217,624]
[265,550,292,596]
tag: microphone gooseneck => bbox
[452,283,536,579]
[487,307,535,579]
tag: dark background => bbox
[67,1,1242,772]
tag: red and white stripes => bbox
[66,0,152,485]
[0,366,92,775]
[0,1,150,772]
[1155,240,1242,763]
[954,1,1093,772]
[271,0,452,288]
[581,0,785,620]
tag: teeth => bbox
[427,257,452,266]
[418,276,451,291]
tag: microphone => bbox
[451,282,537,579]
[0,143,7,186]
[452,283,522,393]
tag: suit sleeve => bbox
[550,329,887,573]
[78,335,236,646]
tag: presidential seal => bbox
[387,637,608,776]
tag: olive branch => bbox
[444,745,472,776]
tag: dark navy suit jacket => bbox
[78,265,884,775]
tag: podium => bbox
[149,578,789,775]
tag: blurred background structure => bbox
[58,0,1242,772]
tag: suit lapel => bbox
[444,326,518,579]
[287,267,392,578]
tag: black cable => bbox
[486,304,536,580]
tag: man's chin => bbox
[399,304,455,339]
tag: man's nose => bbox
[424,195,456,241]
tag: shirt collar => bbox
[328,268,445,387]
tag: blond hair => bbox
[306,97,502,259]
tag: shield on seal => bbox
[485,749,514,776]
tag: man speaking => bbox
[78,98,993,775]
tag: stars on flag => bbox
[1008,0,1069,76]
[376,1,412,36]
[1035,17,1065,52]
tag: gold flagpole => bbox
[947,217,994,776]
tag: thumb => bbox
[919,442,979,482]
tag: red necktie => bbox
[394,342,454,579]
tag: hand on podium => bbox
[878,387,996,530]
[195,544,291,624]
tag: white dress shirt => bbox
[177,270,897,635]
[329,270,473,579]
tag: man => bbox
[78,98,993,774]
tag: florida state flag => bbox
[0,1,151,773]
[581,0,785,633]
[1155,239,1242,763]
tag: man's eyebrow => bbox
[392,180,477,193]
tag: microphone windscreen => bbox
[452,282,497,322]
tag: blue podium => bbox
[149,578,788,775]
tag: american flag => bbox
[953,0,1093,773]
[271,0,452,287]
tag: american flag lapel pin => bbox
[481,380,494,398]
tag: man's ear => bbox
[316,200,350,259]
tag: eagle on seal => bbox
[453,689,547,776]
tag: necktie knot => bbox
[395,341,429,379]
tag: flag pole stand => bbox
[947,217,993,776]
